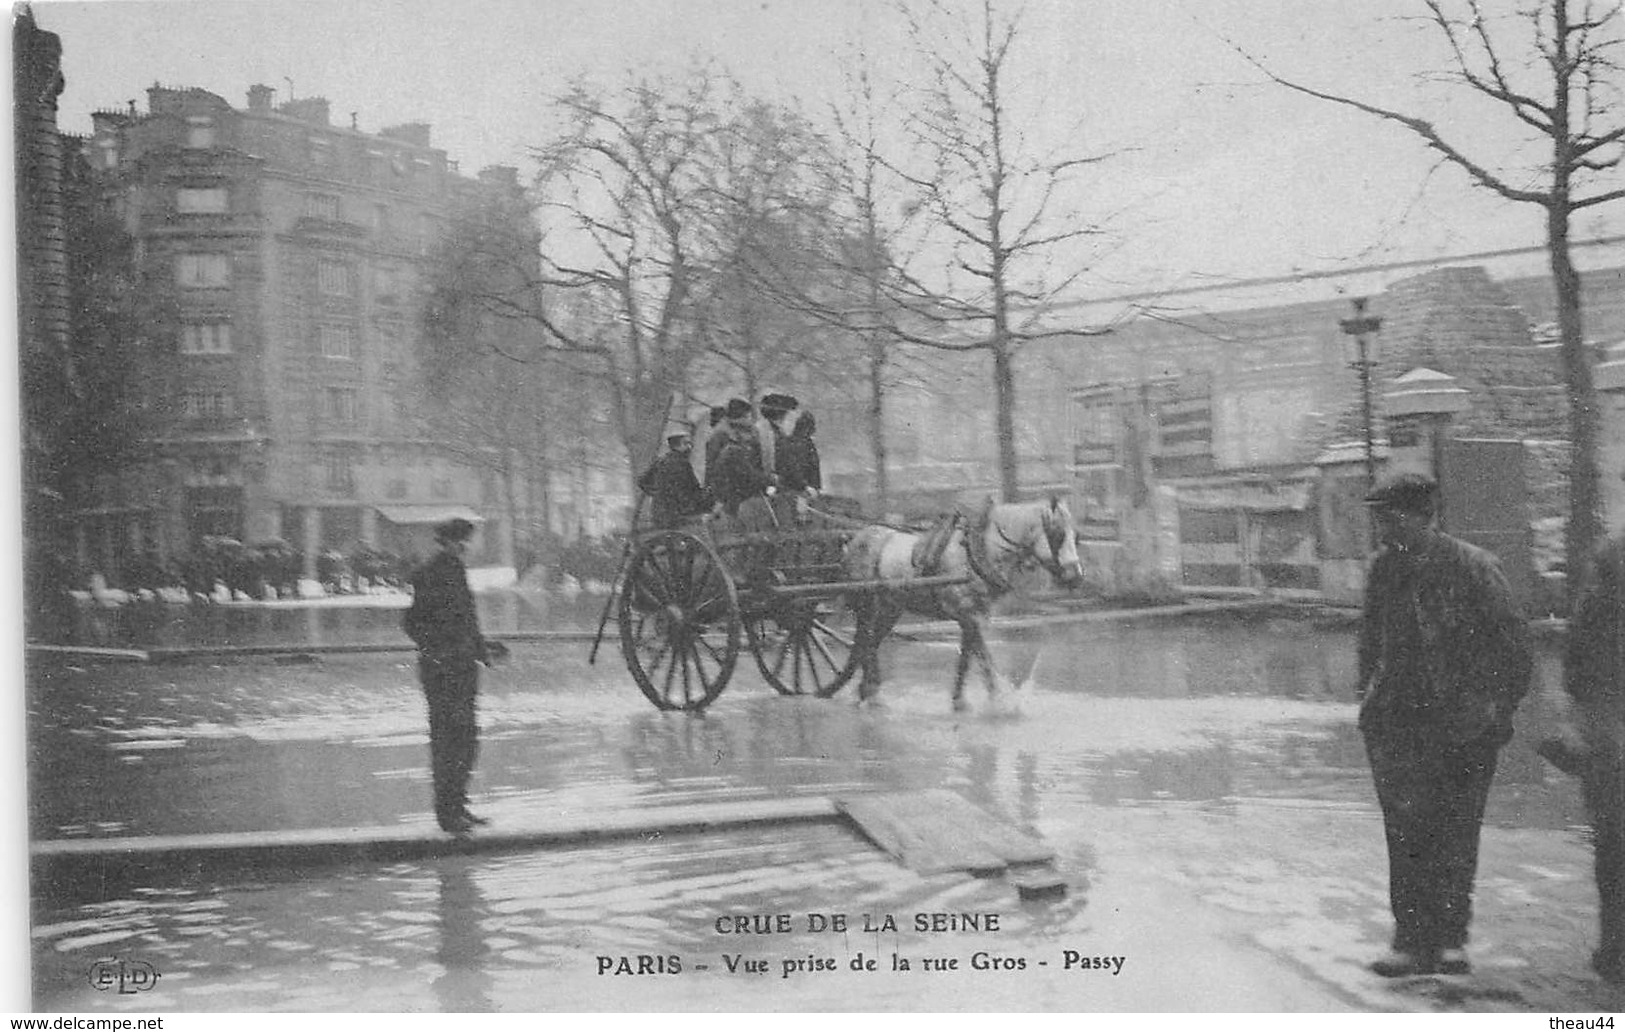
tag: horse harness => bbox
[910,512,963,577]
[983,500,1072,587]
[962,500,1013,595]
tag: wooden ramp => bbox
[33,796,839,896]
[36,791,1068,900]
[835,789,1056,877]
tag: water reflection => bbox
[434,861,493,1013]
[66,590,606,649]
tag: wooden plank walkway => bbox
[835,789,1056,876]
[34,789,1063,878]
[33,796,841,877]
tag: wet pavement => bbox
[25,601,1623,1012]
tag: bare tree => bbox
[690,93,847,401]
[821,41,915,513]
[1239,0,1623,599]
[889,0,1118,501]
[527,72,728,497]
[416,182,582,566]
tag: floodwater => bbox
[63,589,599,649]
[27,603,1608,1012]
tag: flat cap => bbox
[759,393,799,413]
[725,397,753,419]
[1364,472,1438,514]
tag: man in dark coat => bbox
[1544,532,1625,980]
[708,397,773,517]
[704,399,752,494]
[1356,472,1533,977]
[637,431,709,528]
[710,429,773,519]
[404,517,504,834]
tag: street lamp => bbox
[1339,297,1383,494]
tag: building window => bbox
[177,187,228,214]
[319,324,356,359]
[183,391,236,419]
[304,193,340,221]
[317,260,353,296]
[386,478,408,500]
[1071,387,1120,467]
[374,264,407,301]
[324,452,355,494]
[309,136,332,167]
[324,387,358,423]
[185,117,216,149]
[176,253,230,287]
[372,203,390,234]
[180,322,233,354]
[96,140,118,169]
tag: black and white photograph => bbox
[13,0,1625,1016]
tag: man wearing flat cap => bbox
[637,429,710,528]
[1355,472,1532,977]
[404,517,504,834]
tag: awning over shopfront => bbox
[374,505,486,526]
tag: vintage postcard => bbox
[14,0,1625,1017]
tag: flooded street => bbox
[27,603,1615,1011]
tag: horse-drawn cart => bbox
[590,496,1084,713]
[593,516,967,712]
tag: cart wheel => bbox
[619,531,740,712]
[747,599,860,697]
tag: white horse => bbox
[841,497,1084,710]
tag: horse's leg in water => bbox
[852,594,885,701]
[965,612,1000,702]
[856,596,902,703]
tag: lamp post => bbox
[1339,297,1383,494]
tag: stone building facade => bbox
[78,84,521,578]
[826,249,1624,600]
[16,6,75,635]
[1046,258,1625,599]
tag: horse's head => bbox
[992,496,1084,589]
[1037,497,1085,589]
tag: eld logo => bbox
[87,957,160,994]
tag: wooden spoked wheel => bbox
[747,598,861,698]
[619,531,740,712]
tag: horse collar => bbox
[963,505,1012,594]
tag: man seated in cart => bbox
[709,399,774,523]
[636,428,711,529]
